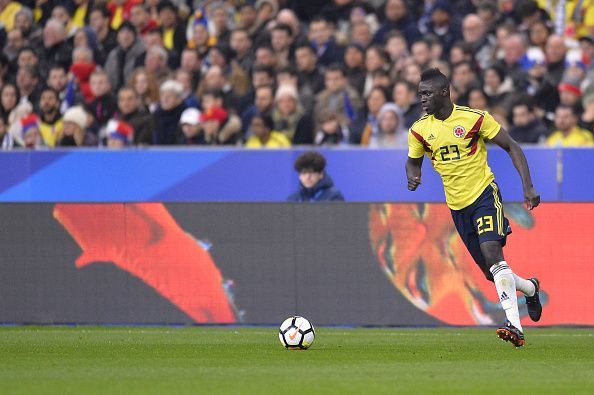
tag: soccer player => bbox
[406,68,542,347]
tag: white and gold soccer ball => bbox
[278,316,315,350]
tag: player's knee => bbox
[480,241,504,267]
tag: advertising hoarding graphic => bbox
[0,203,592,326]
[54,203,237,324]
[369,203,594,326]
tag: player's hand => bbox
[523,186,540,210]
[408,176,421,191]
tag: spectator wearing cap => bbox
[106,119,134,148]
[114,87,154,145]
[199,88,241,144]
[559,78,584,114]
[308,16,344,67]
[177,107,204,145]
[105,21,146,91]
[153,80,186,144]
[89,5,118,62]
[287,151,344,202]
[368,102,407,148]
[314,112,350,146]
[245,112,290,148]
[373,0,419,46]
[199,106,239,145]
[3,113,43,149]
[508,95,549,144]
[37,88,63,148]
[546,104,593,147]
[241,85,274,137]
[157,0,186,57]
[187,22,214,59]
[272,84,314,145]
[59,106,98,146]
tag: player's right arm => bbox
[406,128,426,191]
[406,156,423,191]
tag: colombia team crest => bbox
[453,125,466,138]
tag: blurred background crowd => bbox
[1,0,593,149]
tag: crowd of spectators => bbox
[1,0,594,149]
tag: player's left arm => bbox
[490,127,541,210]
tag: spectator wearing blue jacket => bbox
[288,151,344,202]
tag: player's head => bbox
[418,68,451,115]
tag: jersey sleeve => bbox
[407,129,425,158]
[479,111,501,140]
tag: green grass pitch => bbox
[1,326,593,394]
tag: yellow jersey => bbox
[245,131,291,148]
[546,127,594,147]
[408,105,501,210]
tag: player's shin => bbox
[490,261,522,332]
[513,273,536,297]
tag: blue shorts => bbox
[450,182,512,281]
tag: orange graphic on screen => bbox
[54,203,237,324]
[369,203,594,326]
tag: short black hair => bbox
[325,63,345,76]
[254,111,275,130]
[251,64,275,78]
[511,94,534,112]
[556,103,577,116]
[90,5,110,18]
[420,68,450,91]
[294,151,326,173]
[272,23,293,37]
[41,87,59,99]
[276,64,297,77]
[203,88,224,100]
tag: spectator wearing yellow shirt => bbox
[547,104,594,146]
[245,112,291,148]
[38,88,63,148]
[0,0,22,31]
[157,0,186,56]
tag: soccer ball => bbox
[278,316,315,350]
